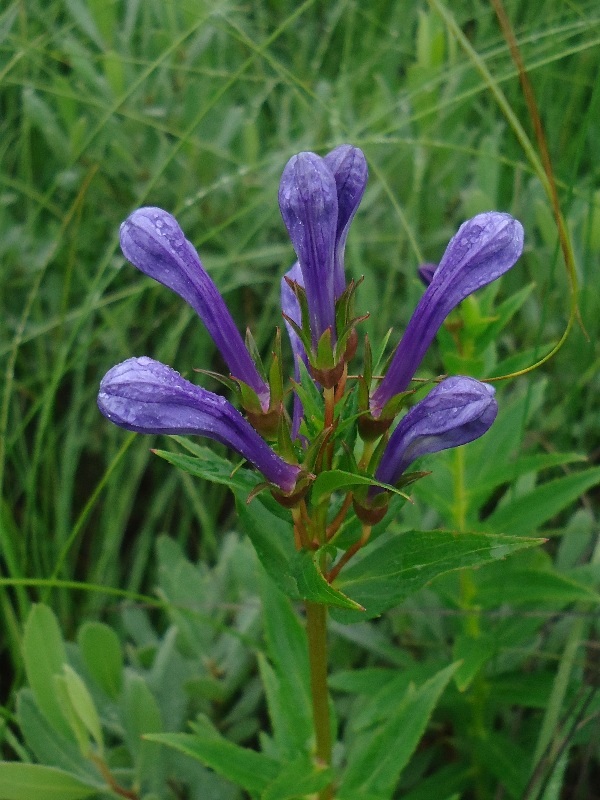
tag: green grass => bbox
[1,1,600,793]
[1,0,597,627]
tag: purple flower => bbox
[98,357,300,493]
[120,208,269,409]
[323,145,368,298]
[374,376,497,488]
[370,212,524,417]
[278,153,339,346]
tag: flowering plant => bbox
[98,146,534,796]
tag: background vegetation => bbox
[1,1,600,798]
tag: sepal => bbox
[270,470,314,508]
[245,327,267,383]
[268,329,284,410]
[352,492,390,525]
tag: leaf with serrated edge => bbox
[332,529,542,622]
[311,469,409,505]
[144,732,279,794]
[236,495,362,609]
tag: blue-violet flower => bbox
[374,376,497,489]
[120,207,269,409]
[370,212,524,417]
[98,357,300,493]
[278,152,339,346]
[323,145,368,298]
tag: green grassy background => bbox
[1,0,599,700]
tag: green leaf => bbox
[345,665,442,733]
[64,0,105,48]
[401,764,471,800]
[16,690,101,783]
[262,756,333,799]
[53,674,89,757]
[338,662,459,798]
[77,621,123,699]
[156,535,217,656]
[474,567,600,607]
[258,656,312,763]
[122,670,163,788]
[311,470,408,505]
[233,491,298,598]
[328,668,398,695]
[259,578,312,758]
[22,89,68,160]
[332,529,542,622]
[468,452,586,508]
[235,492,362,610]
[0,763,98,800]
[484,466,600,535]
[464,381,547,494]
[292,549,364,610]
[295,358,325,437]
[22,605,72,740]
[474,283,535,352]
[487,672,555,710]
[154,447,357,609]
[153,444,259,495]
[145,731,280,794]
[474,732,530,799]
[61,666,103,753]
[453,632,497,692]
[441,348,485,377]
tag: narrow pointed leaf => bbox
[338,663,459,798]
[262,757,334,800]
[332,529,542,621]
[235,493,363,610]
[22,605,72,740]
[484,466,600,536]
[144,732,279,794]
[0,763,99,800]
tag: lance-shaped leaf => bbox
[323,145,368,298]
[98,357,300,493]
[278,152,338,346]
[374,376,497,489]
[371,212,523,416]
[120,207,269,409]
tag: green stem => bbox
[454,447,486,797]
[454,447,479,637]
[305,601,333,799]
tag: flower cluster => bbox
[98,145,523,567]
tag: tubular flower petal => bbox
[281,261,305,366]
[323,145,368,298]
[374,376,497,489]
[120,207,269,408]
[278,153,338,346]
[98,357,301,493]
[281,262,307,439]
[370,212,524,416]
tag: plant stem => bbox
[327,524,371,583]
[305,600,333,799]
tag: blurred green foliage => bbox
[1,0,600,797]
